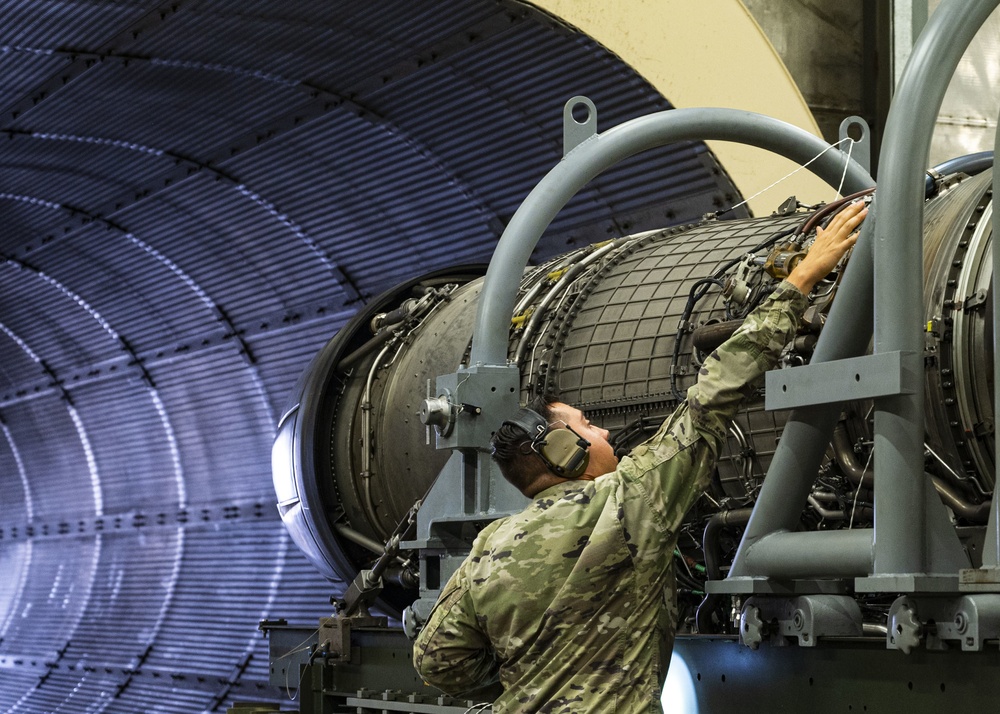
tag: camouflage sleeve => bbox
[617,280,808,533]
[412,564,499,695]
[683,279,809,446]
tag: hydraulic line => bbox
[513,241,619,366]
[359,340,397,537]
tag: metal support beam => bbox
[765,351,918,410]
[729,209,877,578]
[742,530,873,580]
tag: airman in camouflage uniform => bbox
[413,202,868,712]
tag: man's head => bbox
[491,395,619,496]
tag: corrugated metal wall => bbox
[0,1,744,711]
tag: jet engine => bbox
[272,162,995,624]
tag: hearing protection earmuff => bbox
[499,408,591,479]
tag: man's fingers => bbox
[830,203,865,228]
[836,202,868,228]
[842,206,868,231]
[820,203,868,243]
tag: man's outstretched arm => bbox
[686,199,868,442]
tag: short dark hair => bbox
[491,394,559,494]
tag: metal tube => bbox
[863,623,889,636]
[513,240,618,366]
[469,108,873,367]
[871,0,999,575]
[931,476,991,524]
[335,523,391,557]
[808,494,845,520]
[703,507,754,581]
[925,150,993,196]
[360,340,396,537]
[744,529,874,579]
[833,423,874,489]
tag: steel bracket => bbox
[740,595,862,649]
[888,594,1000,653]
[319,614,388,662]
[838,116,871,175]
[432,364,519,450]
[563,95,597,155]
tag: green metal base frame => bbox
[263,624,1000,713]
[263,624,500,714]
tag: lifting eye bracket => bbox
[838,116,871,175]
[564,95,598,155]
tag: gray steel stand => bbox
[718,0,1000,656]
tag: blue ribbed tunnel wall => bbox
[0,1,744,711]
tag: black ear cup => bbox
[494,407,591,479]
[537,426,590,479]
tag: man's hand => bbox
[787,200,868,294]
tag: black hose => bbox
[702,508,754,580]
[669,278,726,401]
[668,223,805,402]
[337,327,397,371]
[695,507,753,634]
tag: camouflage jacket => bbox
[413,281,809,713]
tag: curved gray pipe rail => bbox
[468,107,874,367]
[732,0,999,580]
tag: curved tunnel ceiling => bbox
[0,1,748,711]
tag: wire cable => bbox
[849,449,874,529]
[834,138,856,199]
[275,627,321,700]
[717,137,857,218]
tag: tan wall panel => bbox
[531,0,839,214]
